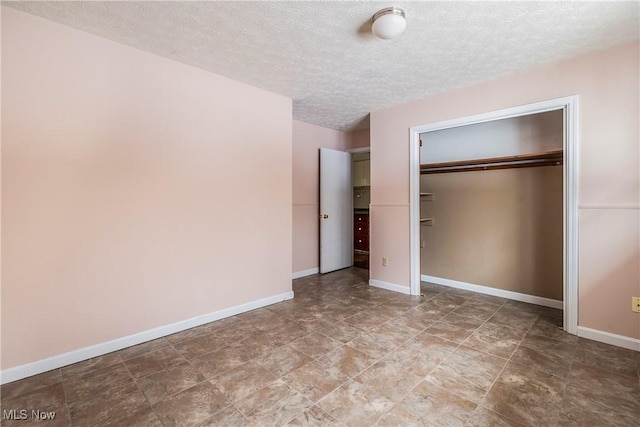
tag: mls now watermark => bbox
[3,409,57,421]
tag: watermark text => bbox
[3,409,57,421]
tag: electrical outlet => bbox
[632,297,640,313]
[382,257,388,267]
[420,240,425,248]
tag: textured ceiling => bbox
[5,1,639,131]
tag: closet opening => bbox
[409,96,579,335]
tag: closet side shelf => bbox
[420,218,434,226]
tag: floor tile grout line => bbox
[150,288,552,424]
[560,356,578,402]
[280,358,351,406]
[473,309,545,425]
[138,342,221,404]
[419,337,516,417]
[129,335,246,422]
[0,369,62,403]
[454,294,547,361]
[62,355,129,426]
[367,305,476,427]
[11,271,639,426]
[57,368,72,426]
[433,295,508,358]
[312,343,382,380]
[118,357,169,425]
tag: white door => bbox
[320,148,353,273]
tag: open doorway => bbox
[318,147,371,274]
[409,96,578,335]
[350,148,371,270]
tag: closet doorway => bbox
[409,96,578,334]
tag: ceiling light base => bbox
[372,7,407,40]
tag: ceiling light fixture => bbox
[371,7,406,40]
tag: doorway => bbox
[319,148,353,274]
[409,96,579,335]
[350,148,371,270]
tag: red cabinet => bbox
[354,213,369,251]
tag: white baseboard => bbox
[1,291,294,385]
[292,267,319,279]
[369,279,411,295]
[421,275,563,310]
[577,326,640,352]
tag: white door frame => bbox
[409,96,579,335]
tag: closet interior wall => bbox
[420,111,563,300]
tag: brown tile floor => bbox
[2,268,639,426]
[354,251,369,270]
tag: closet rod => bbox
[420,149,563,175]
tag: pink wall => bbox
[291,122,371,275]
[347,128,371,150]
[2,8,293,369]
[292,121,348,274]
[371,42,639,340]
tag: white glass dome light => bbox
[371,7,407,40]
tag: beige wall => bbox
[347,128,371,150]
[1,8,293,370]
[421,167,563,300]
[371,42,639,340]
[292,122,370,274]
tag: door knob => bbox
[320,214,329,219]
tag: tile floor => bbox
[2,267,639,426]
[353,251,369,270]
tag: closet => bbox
[420,111,563,301]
